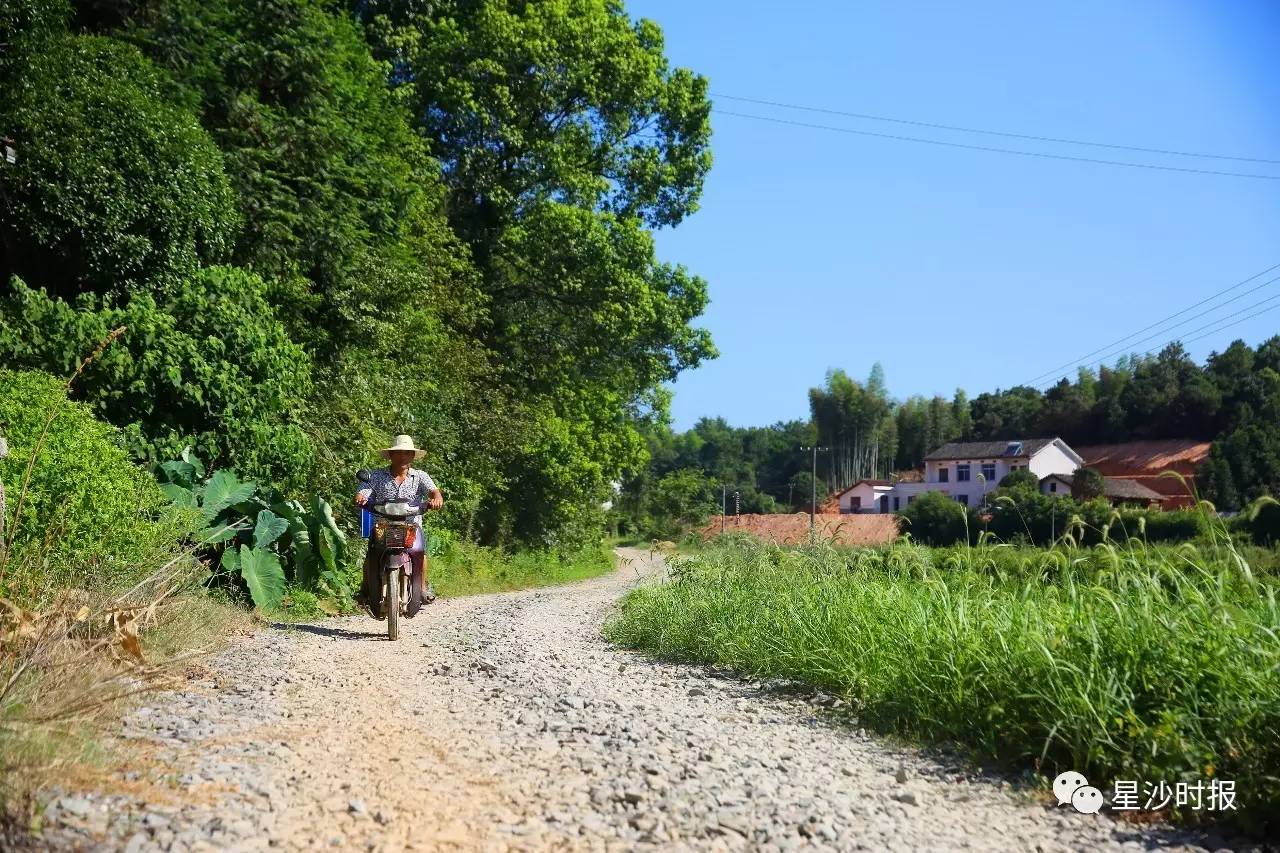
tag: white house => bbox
[839,438,1083,513]
[837,479,893,514]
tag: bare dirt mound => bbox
[702,513,899,546]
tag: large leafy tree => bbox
[0,31,237,298]
[356,0,712,236]
[80,0,521,521]
[351,0,717,542]
[105,0,477,354]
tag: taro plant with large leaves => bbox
[153,449,349,608]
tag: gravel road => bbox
[33,548,1236,852]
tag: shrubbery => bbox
[0,32,235,295]
[896,491,968,546]
[898,483,1212,548]
[0,369,191,605]
[0,271,313,488]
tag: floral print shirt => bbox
[356,467,438,527]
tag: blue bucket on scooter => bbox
[360,507,374,538]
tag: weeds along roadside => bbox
[0,340,248,823]
[606,529,1280,836]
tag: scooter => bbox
[357,471,429,641]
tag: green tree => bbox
[897,491,968,546]
[0,272,313,487]
[649,468,717,535]
[809,366,896,490]
[105,0,478,355]
[0,32,237,297]
[998,468,1038,489]
[1070,467,1105,501]
[356,0,712,235]
[349,0,717,545]
[969,386,1044,440]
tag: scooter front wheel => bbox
[386,567,400,641]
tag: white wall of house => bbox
[886,439,1084,512]
[1029,440,1082,479]
[921,459,1025,506]
[839,482,893,513]
[1041,474,1072,497]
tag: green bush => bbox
[0,271,313,489]
[1070,466,1105,500]
[981,486,1206,547]
[0,369,191,605]
[0,33,236,295]
[1244,497,1280,547]
[897,490,968,546]
[997,468,1037,489]
[1121,509,1206,543]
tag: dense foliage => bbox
[897,479,1210,548]
[0,370,191,605]
[896,491,968,546]
[0,29,236,297]
[615,416,817,537]
[609,537,1280,834]
[0,0,715,551]
[152,450,351,610]
[0,273,313,487]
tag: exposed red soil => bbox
[1075,440,1210,509]
[701,513,900,546]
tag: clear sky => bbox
[625,1,1280,431]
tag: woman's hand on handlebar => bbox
[354,492,369,507]
[428,494,443,511]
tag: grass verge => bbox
[606,534,1279,835]
[1,559,245,830]
[429,542,615,597]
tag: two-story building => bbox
[837,438,1084,513]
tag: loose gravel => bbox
[29,549,1244,851]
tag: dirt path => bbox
[36,549,1226,852]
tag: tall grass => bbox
[427,541,615,597]
[607,534,1280,833]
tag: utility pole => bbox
[721,483,744,534]
[721,481,732,535]
[799,445,829,539]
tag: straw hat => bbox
[379,434,426,459]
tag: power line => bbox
[712,93,1280,165]
[1037,289,1280,388]
[1020,262,1280,386]
[1180,302,1280,346]
[711,109,1280,181]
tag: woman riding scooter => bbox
[354,435,443,618]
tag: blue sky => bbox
[626,1,1280,430]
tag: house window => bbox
[893,496,900,511]
[938,467,949,483]
[851,496,861,510]
[957,464,970,482]
[907,495,915,505]
[954,494,968,506]
[982,462,996,482]
[1049,482,1057,493]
